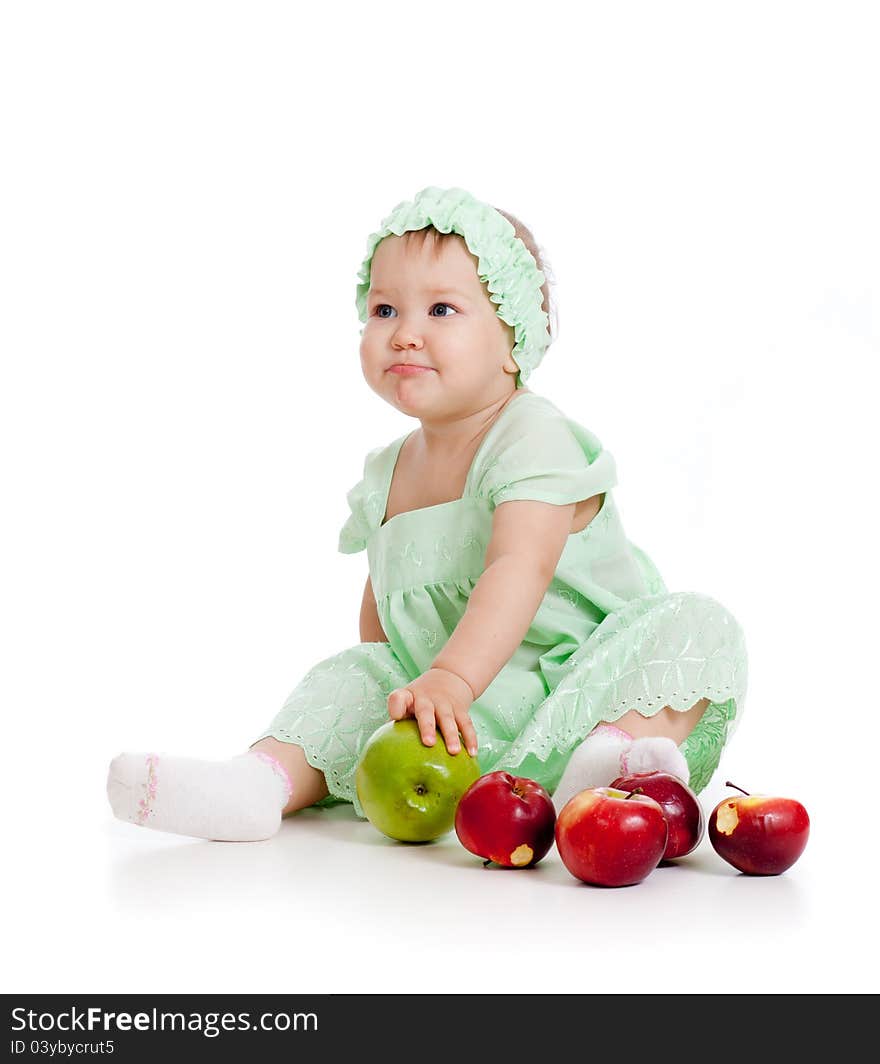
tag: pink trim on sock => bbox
[135,754,159,826]
[251,750,294,800]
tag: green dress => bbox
[253,392,748,812]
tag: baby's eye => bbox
[372,303,458,318]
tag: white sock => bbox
[106,750,293,841]
[552,724,690,812]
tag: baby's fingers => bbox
[435,702,461,755]
[387,688,414,719]
[456,712,479,758]
[412,695,437,747]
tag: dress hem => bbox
[249,731,363,816]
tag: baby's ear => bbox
[502,352,519,375]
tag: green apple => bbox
[355,719,481,842]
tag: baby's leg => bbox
[616,700,710,745]
[249,737,329,816]
[552,698,709,811]
[106,739,327,842]
[107,641,412,840]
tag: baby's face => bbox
[360,233,519,421]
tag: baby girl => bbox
[107,185,748,841]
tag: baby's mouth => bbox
[388,364,434,376]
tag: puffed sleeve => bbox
[471,396,618,508]
[337,442,394,554]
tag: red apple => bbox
[555,787,668,887]
[610,770,705,860]
[708,781,810,875]
[454,771,556,868]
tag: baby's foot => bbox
[106,750,292,841]
[552,724,690,812]
[552,725,632,811]
[621,736,689,781]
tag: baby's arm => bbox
[359,575,388,642]
[433,499,576,696]
[387,500,576,753]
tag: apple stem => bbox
[624,787,644,800]
[725,781,751,797]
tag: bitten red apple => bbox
[708,781,810,875]
[555,787,668,887]
[454,771,556,868]
[610,770,705,860]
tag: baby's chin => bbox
[376,374,446,417]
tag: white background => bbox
[2,1,877,994]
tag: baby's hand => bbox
[387,668,478,756]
